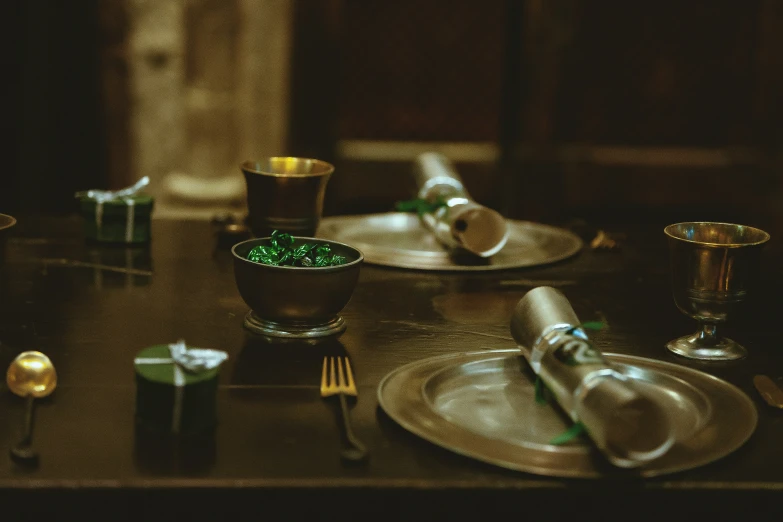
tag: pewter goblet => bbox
[664,222,770,361]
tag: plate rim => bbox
[377,349,758,478]
[318,213,583,271]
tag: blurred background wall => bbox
[5,0,783,224]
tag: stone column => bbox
[121,0,292,218]
[126,0,186,199]
[236,0,292,167]
[160,0,293,216]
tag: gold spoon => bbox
[6,351,57,463]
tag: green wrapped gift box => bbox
[79,194,154,244]
[134,343,225,435]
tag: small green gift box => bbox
[76,177,154,244]
[134,340,228,435]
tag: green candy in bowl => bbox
[232,231,363,341]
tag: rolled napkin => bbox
[510,286,675,468]
[413,152,509,257]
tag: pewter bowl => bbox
[231,237,363,341]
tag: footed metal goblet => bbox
[664,222,770,361]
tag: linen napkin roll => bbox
[510,286,676,468]
[413,152,509,257]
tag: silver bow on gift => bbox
[167,339,228,373]
[75,176,150,242]
[75,176,150,204]
[134,339,228,433]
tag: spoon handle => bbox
[19,395,35,446]
[10,395,39,464]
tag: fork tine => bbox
[319,355,368,462]
[336,356,346,390]
[344,357,357,395]
[320,356,328,394]
[330,356,336,391]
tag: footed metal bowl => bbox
[231,237,363,341]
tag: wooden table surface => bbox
[0,215,781,521]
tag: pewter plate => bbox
[378,349,757,478]
[317,213,582,271]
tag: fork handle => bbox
[337,394,369,463]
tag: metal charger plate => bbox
[317,213,582,271]
[378,349,757,478]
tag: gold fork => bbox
[320,356,369,462]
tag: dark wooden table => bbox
[1,215,782,521]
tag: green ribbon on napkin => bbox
[550,422,586,445]
[535,321,605,445]
[395,196,449,216]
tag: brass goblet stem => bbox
[667,321,743,361]
[697,324,718,345]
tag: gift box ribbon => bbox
[134,339,228,433]
[75,176,150,242]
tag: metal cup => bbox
[664,221,770,361]
[241,157,334,237]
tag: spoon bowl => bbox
[7,351,58,398]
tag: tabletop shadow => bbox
[133,421,216,476]
[229,334,349,388]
